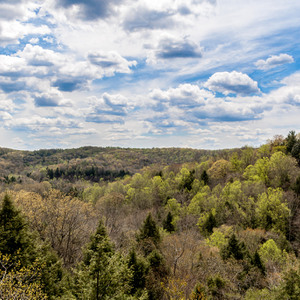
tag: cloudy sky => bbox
[0,0,299,150]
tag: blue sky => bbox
[0,0,300,150]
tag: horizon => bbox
[0,0,300,150]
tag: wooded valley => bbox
[1,131,300,299]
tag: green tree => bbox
[286,130,297,153]
[221,234,246,261]
[74,219,132,299]
[200,170,209,185]
[256,188,290,234]
[0,194,34,264]
[0,194,69,299]
[137,213,161,255]
[251,251,265,275]
[278,267,300,300]
[163,212,175,233]
[127,250,148,296]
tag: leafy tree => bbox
[278,267,300,300]
[0,194,70,299]
[291,140,300,163]
[0,253,47,300]
[258,239,288,267]
[190,283,207,299]
[256,188,290,234]
[202,211,217,236]
[146,250,168,300]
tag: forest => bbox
[0,131,300,299]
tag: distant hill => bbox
[0,146,238,182]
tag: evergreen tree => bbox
[221,234,245,261]
[251,251,265,275]
[74,219,132,299]
[137,213,161,255]
[286,130,297,153]
[0,194,33,263]
[163,211,175,233]
[0,194,70,299]
[127,249,148,296]
[202,211,217,236]
[201,170,209,185]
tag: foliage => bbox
[255,188,290,234]
[0,132,300,298]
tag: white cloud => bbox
[255,53,294,70]
[204,71,260,95]
[150,83,212,108]
[88,51,137,75]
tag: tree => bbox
[221,234,245,261]
[127,249,148,296]
[251,251,265,275]
[0,253,47,300]
[163,212,175,233]
[74,219,132,299]
[286,130,297,153]
[278,267,300,300]
[0,194,70,299]
[137,213,161,255]
[201,170,209,185]
[256,188,290,234]
[0,194,33,264]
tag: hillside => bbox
[0,132,300,299]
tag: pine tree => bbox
[0,194,33,263]
[221,234,245,260]
[0,194,69,299]
[252,251,265,275]
[201,170,209,185]
[127,249,148,296]
[203,211,216,236]
[286,130,297,153]
[74,219,132,299]
[137,213,161,255]
[163,212,175,233]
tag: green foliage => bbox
[0,194,34,264]
[74,219,132,299]
[200,170,209,185]
[163,212,175,233]
[291,140,300,163]
[278,267,300,299]
[137,213,161,255]
[256,188,290,234]
[0,253,47,300]
[251,251,265,275]
[206,226,232,249]
[207,275,226,299]
[286,130,297,153]
[221,234,246,261]
[258,239,288,267]
[146,250,168,300]
[127,250,148,296]
[190,283,207,299]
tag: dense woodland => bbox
[1,131,300,299]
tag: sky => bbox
[0,0,300,150]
